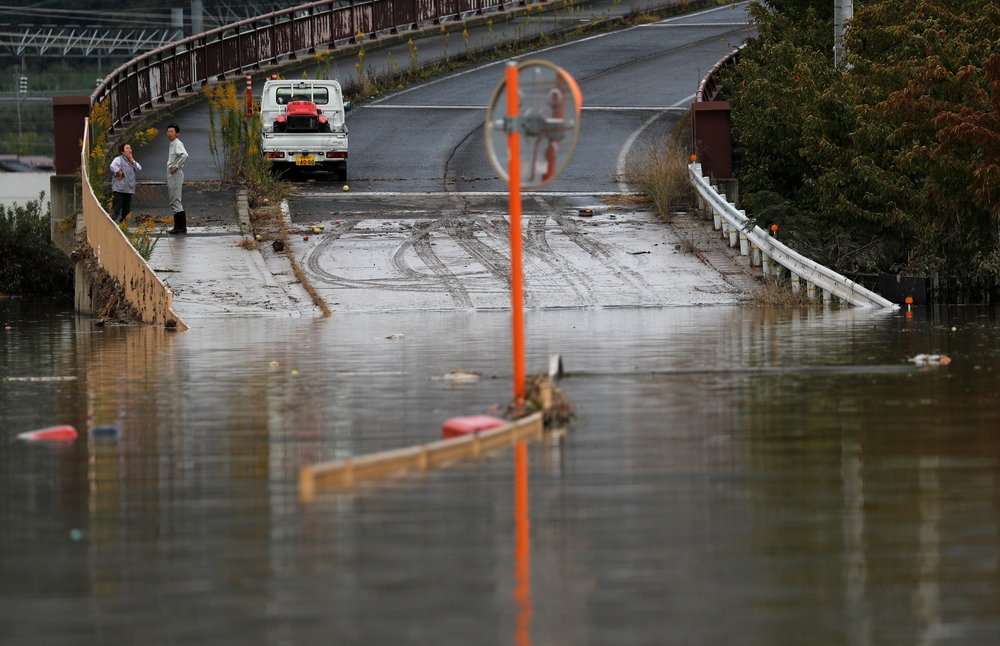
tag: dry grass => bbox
[623,11,664,25]
[748,279,817,308]
[601,194,651,206]
[237,236,258,250]
[624,113,695,220]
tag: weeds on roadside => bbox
[205,81,289,207]
[118,216,161,261]
[748,277,816,308]
[625,113,694,219]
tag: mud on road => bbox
[285,190,743,312]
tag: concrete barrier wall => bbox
[80,120,188,330]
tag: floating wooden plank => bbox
[299,412,544,501]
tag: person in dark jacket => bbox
[110,142,141,223]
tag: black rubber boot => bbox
[168,211,187,234]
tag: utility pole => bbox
[16,73,27,159]
[834,0,853,68]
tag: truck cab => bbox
[260,80,350,180]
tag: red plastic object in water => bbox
[17,425,78,441]
[441,415,507,439]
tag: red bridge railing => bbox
[92,0,523,131]
[695,46,741,102]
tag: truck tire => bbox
[337,167,347,182]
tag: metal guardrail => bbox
[80,119,188,329]
[689,163,897,309]
[91,0,528,131]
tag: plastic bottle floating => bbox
[17,425,78,441]
[910,354,952,366]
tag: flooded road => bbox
[2,299,999,644]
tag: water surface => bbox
[2,299,998,644]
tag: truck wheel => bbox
[337,167,347,182]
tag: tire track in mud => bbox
[304,218,471,307]
[475,217,581,302]
[523,197,600,303]
[410,221,474,307]
[552,213,660,302]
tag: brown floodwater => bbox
[2,298,998,645]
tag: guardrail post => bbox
[728,225,738,248]
[807,281,817,300]
[738,211,749,255]
[823,288,832,307]
[761,251,771,276]
[721,219,729,238]
[751,243,760,267]
[791,272,801,293]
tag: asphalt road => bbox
[285,4,755,311]
[139,2,757,315]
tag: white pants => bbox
[168,169,184,212]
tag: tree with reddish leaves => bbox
[727,0,1000,278]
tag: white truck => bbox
[260,79,350,180]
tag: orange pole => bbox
[514,440,532,646]
[507,61,526,402]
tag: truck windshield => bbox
[275,87,331,106]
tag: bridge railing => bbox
[91,0,530,132]
[688,163,897,309]
[80,119,188,329]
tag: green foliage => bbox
[0,194,72,296]
[727,0,1000,278]
[118,217,161,262]
[206,82,287,207]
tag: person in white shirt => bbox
[166,123,189,234]
[109,142,141,223]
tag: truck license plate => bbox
[296,155,316,166]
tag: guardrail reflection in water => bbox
[92,0,532,132]
[80,119,188,329]
[688,163,897,309]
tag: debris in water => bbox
[4,375,78,382]
[578,208,594,217]
[386,334,405,340]
[272,240,284,252]
[91,425,120,439]
[910,354,951,365]
[270,361,280,367]
[433,370,481,383]
[441,415,506,439]
[17,425,78,441]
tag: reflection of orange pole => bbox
[514,440,532,646]
[507,61,525,402]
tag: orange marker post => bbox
[507,61,526,402]
[246,73,253,117]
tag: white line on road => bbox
[295,191,631,198]
[364,2,750,108]
[615,93,697,193]
[364,105,691,111]
[640,22,753,27]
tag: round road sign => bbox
[485,60,582,188]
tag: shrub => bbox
[206,81,288,207]
[0,194,72,296]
